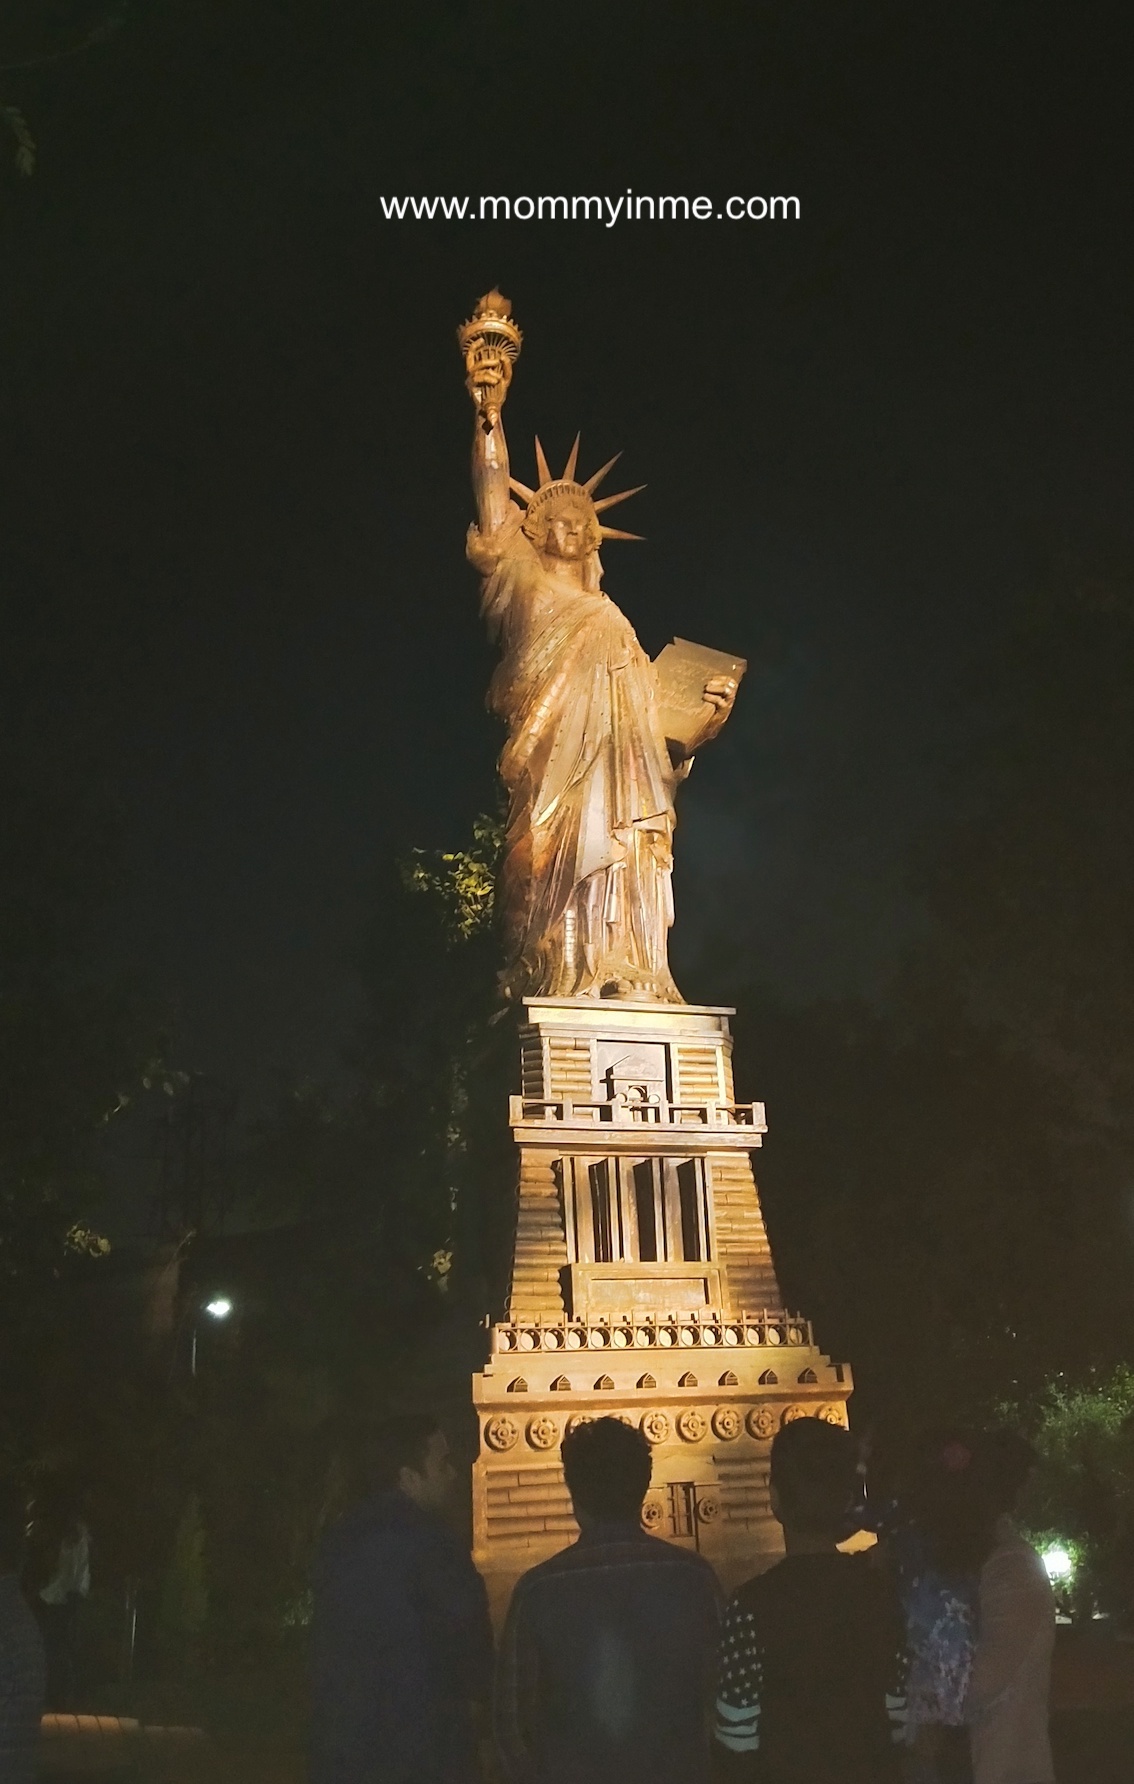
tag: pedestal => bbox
[471,997,850,1614]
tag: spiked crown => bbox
[511,435,645,546]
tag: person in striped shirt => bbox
[713,1417,907,1783]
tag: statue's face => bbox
[544,509,591,561]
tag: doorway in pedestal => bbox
[642,1481,712,1551]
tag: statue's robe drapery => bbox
[470,509,685,1003]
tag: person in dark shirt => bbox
[495,1415,721,1784]
[310,1414,493,1784]
[713,1416,907,1784]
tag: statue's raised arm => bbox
[458,290,522,539]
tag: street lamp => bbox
[190,1295,235,1376]
[1041,1544,1074,1584]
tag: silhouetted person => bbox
[713,1417,907,1783]
[495,1415,720,1784]
[0,1479,45,1784]
[310,1414,492,1784]
[885,1429,984,1783]
[25,1476,89,1712]
[965,1432,1054,1784]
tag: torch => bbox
[457,289,522,429]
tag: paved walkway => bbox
[37,1630,1134,1782]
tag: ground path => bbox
[38,1628,1134,1782]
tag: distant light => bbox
[203,1297,233,1321]
[1042,1544,1074,1583]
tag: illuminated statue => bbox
[459,292,741,1004]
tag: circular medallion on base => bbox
[485,1415,519,1452]
[640,1410,670,1446]
[712,1407,742,1441]
[781,1404,810,1427]
[696,1490,721,1524]
[746,1406,776,1440]
[820,1403,848,1427]
[641,1495,665,1533]
[527,1415,559,1450]
[677,1408,707,1443]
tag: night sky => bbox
[3,1,1130,1100]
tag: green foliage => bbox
[398,812,502,942]
[219,808,512,1408]
[363,812,513,1297]
[1011,1367,1134,1598]
[64,1221,111,1257]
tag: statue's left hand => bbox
[676,675,738,759]
[700,674,738,734]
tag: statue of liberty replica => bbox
[457,293,848,1611]
[461,290,739,1006]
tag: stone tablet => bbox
[653,637,748,751]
